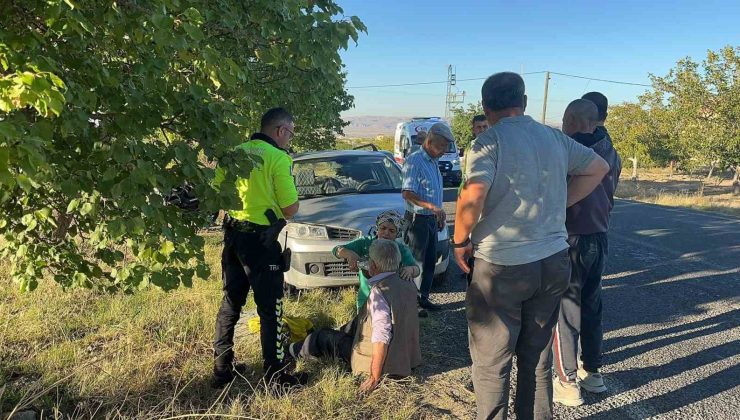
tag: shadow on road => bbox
[590,362,740,420]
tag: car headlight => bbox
[286,223,328,240]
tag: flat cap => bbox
[428,122,455,143]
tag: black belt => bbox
[404,211,435,222]
[223,216,267,233]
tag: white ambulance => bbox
[393,117,461,186]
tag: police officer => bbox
[213,107,301,388]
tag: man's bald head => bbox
[562,99,599,137]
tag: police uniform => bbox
[214,132,298,378]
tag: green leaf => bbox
[195,263,210,279]
[73,272,89,288]
[21,214,34,226]
[67,199,80,213]
[183,7,203,24]
[182,23,204,41]
[79,202,93,216]
[16,174,36,192]
[47,91,65,117]
[160,240,175,257]
[108,219,125,239]
[16,244,28,258]
[128,217,146,235]
[34,208,51,222]
[0,123,18,139]
[25,219,37,231]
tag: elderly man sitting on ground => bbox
[287,239,422,393]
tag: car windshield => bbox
[293,155,402,198]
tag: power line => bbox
[346,80,448,89]
[549,71,652,87]
[346,71,546,89]
[346,70,650,89]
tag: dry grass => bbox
[0,235,432,419]
[616,168,739,217]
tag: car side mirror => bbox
[459,149,465,157]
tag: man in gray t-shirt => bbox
[452,72,609,420]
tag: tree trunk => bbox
[629,156,638,181]
[733,165,740,196]
[706,160,718,181]
[53,211,73,241]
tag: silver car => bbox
[279,150,450,290]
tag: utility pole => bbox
[541,71,550,124]
[445,65,465,119]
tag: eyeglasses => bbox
[281,125,295,140]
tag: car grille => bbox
[438,161,452,172]
[323,261,356,278]
[326,226,361,241]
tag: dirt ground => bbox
[615,168,739,216]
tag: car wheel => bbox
[283,282,299,298]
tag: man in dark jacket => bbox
[553,95,622,406]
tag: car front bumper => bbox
[284,237,451,289]
[441,169,462,185]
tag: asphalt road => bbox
[419,189,740,419]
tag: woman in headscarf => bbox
[333,210,420,312]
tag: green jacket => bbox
[332,236,418,310]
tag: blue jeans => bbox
[403,212,437,299]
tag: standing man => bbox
[453,72,609,420]
[402,122,453,312]
[213,107,302,388]
[472,114,489,138]
[553,97,621,406]
[459,115,489,195]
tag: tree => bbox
[0,0,365,292]
[649,46,740,182]
[449,103,483,152]
[608,102,673,178]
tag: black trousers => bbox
[554,233,608,380]
[404,212,437,299]
[291,318,357,363]
[214,227,286,372]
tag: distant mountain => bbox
[340,115,560,138]
[340,115,409,138]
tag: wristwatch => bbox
[451,237,471,248]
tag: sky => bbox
[337,0,740,124]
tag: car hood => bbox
[292,192,404,235]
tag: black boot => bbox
[264,363,308,390]
[212,362,254,388]
[212,366,235,389]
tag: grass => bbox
[0,235,432,419]
[616,168,739,217]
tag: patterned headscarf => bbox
[375,210,404,237]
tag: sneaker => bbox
[577,368,607,393]
[418,297,442,311]
[553,377,584,407]
[418,307,429,318]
